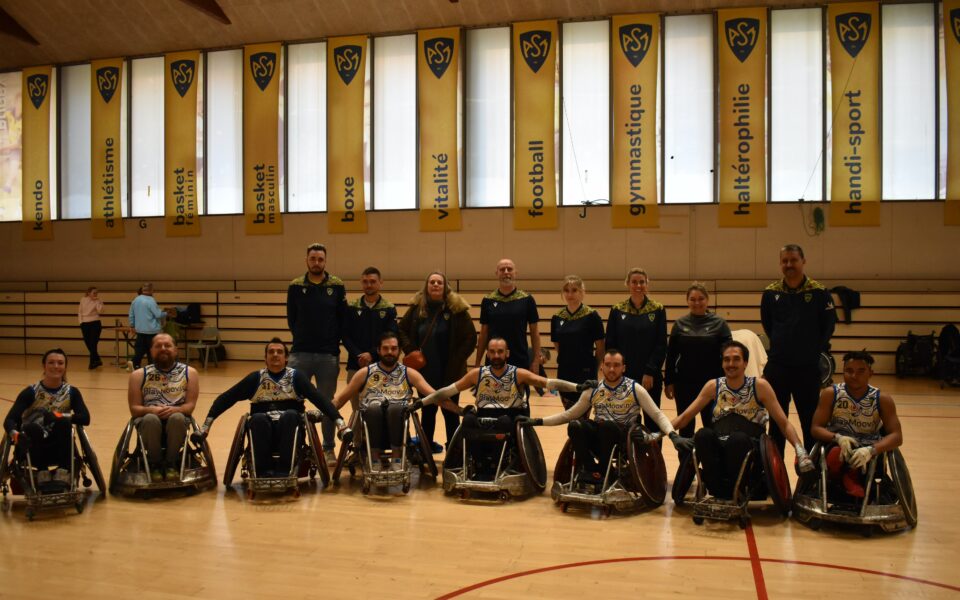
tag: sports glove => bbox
[795,443,814,473]
[576,380,599,393]
[306,409,322,423]
[834,434,859,458]
[461,405,477,417]
[668,431,695,453]
[849,446,875,471]
[516,416,542,427]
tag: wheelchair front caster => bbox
[693,516,704,525]
[807,518,822,531]
[459,490,470,500]
[75,501,84,514]
[499,491,511,502]
[560,502,569,513]
[25,508,35,521]
[738,517,749,530]
[309,467,317,481]
[362,481,371,495]
[83,477,92,488]
[246,489,255,501]
[401,482,411,494]
[292,487,301,499]
[602,506,613,518]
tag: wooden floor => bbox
[1,355,958,599]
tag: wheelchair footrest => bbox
[692,497,750,522]
[248,476,298,493]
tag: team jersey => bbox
[827,383,882,443]
[141,362,189,407]
[474,364,527,410]
[360,362,412,408]
[22,382,73,425]
[711,376,768,427]
[590,376,641,425]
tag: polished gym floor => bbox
[0,355,957,599]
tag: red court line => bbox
[744,523,769,600]
[0,396,13,404]
[435,555,960,599]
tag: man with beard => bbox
[287,242,348,466]
[418,338,594,477]
[518,349,692,481]
[761,245,837,454]
[196,338,352,477]
[127,333,199,482]
[671,341,814,499]
[333,332,443,471]
[475,259,542,373]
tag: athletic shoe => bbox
[324,449,337,467]
[430,441,443,454]
[390,459,403,472]
[125,360,134,372]
[165,468,179,481]
[150,468,163,483]
[36,470,52,484]
[54,468,71,484]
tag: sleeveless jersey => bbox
[360,363,412,408]
[23,381,73,425]
[474,365,527,410]
[827,383,882,443]
[711,376,768,427]
[141,363,188,407]
[591,377,640,425]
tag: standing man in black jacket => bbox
[343,267,398,391]
[761,244,837,454]
[287,242,347,466]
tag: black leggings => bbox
[673,380,714,439]
[248,410,300,476]
[80,320,102,365]
[694,428,756,499]
[461,408,524,474]
[568,419,624,474]
[362,400,406,451]
[20,418,72,470]
[763,361,820,454]
[421,393,460,448]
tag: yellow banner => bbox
[944,1,960,225]
[243,43,282,235]
[90,58,124,238]
[513,20,558,230]
[418,28,461,232]
[327,36,368,233]
[21,66,53,241]
[611,15,659,228]
[164,51,201,237]
[717,8,767,227]
[828,2,881,226]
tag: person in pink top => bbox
[78,287,104,369]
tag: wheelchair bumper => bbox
[792,492,910,533]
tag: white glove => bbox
[795,443,814,473]
[834,434,859,458]
[849,446,875,471]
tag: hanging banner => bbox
[327,36,368,233]
[828,2,881,226]
[21,66,53,241]
[944,1,960,225]
[513,20,558,230]
[611,15,660,228]
[418,28,461,232]
[717,8,767,227]
[243,43,282,235]
[164,50,201,237]
[90,58,124,238]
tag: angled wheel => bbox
[77,426,107,495]
[627,424,667,506]
[517,423,548,493]
[442,424,465,471]
[552,439,574,486]
[109,419,135,494]
[305,417,330,486]
[332,412,358,483]
[223,415,248,487]
[411,413,438,478]
[0,435,12,490]
[760,434,792,516]
[672,450,697,507]
[888,448,918,527]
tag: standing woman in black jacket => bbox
[605,268,668,432]
[550,275,605,409]
[664,283,732,439]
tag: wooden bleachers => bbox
[1,279,958,374]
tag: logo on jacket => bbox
[619,24,652,67]
[423,37,454,79]
[249,52,276,91]
[519,30,551,73]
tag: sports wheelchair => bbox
[332,402,438,495]
[222,411,329,500]
[0,423,106,520]
[109,416,216,496]
[551,423,666,517]
[792,443,917,534]
[442,416,547,501]
[672,432,792,528]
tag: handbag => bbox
[403,309,441,370]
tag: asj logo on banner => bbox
[950,8,960,43]
[836,13,871,58]
[519,30,551,73]
[96,66,120,103]
[334,45,362,85]
[26,74,48,109]
[249,52,276,91]
[170,60,195,97]
[619,24,652,67]
[725,18,760,63]
[424,37,454,79]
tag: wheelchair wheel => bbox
[552,439,574,486]
[109,420,135,494]
[516,423,547,493]
[888,448,918,527]
[411,413,438,478]
[626,424,667,506]
[305,417,330,486]
[77,426,107,494]
[0,435,12,489]
[760,434,792,516]
[672,450,696,507]
[223,415,247,487]
[332,412,359,483]
[442,424,465,471]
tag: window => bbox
[373,34,417,210]
[131,57,164,216]
[287,42,326,212]
[0,71,21,221]
[466,27,511,207]
[206,49,242,214]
